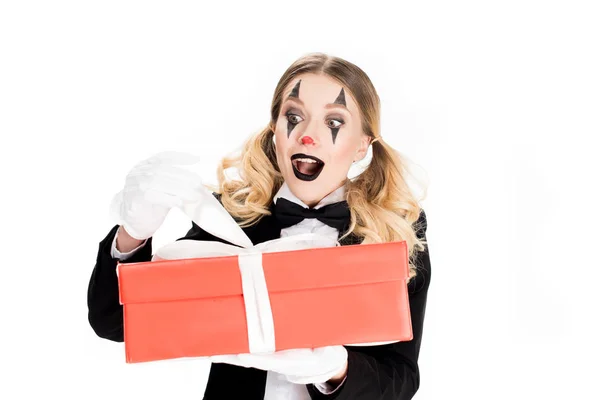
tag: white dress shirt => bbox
[111,182,347,399]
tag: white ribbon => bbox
[152,183,339,354]
[237,251,274,354]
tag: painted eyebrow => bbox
[283,97,350,113]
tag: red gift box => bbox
[117,239,412,364]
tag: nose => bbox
[295,117,324,146]
[300,135,314,145]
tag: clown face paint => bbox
[274,73,370,207]
[329,88,346,143]
[334,88,346,106]
[287,80,302,138]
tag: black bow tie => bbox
[273,197,351,232]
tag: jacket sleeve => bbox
[86,225,154,341]
[307,209,431,400]
[87,223,208,342]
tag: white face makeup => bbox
[274,73,370,207]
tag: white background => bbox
[1,1,599,399]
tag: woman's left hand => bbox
[209,345,348,385]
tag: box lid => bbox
[118,241,408,305]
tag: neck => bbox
[300,184,347,209]
[274,180,348,210]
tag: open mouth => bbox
[291,153,325,181]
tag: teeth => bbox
[296,158,318,163]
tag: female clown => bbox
[87,52,431,400]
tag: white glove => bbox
[209,346,348,385]
[110,151,203,240]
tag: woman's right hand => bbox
[109,151,203,240]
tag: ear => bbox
[353,135,371,162]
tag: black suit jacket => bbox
[87,202,431,400]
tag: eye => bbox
[327,119,343,128]
[286,113,303,125]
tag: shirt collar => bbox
[273,182,346,210]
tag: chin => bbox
[285,176,343,208]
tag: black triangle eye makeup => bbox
[283,80,348,143]
[330,88,346,144]
[330,126,340,144]
[289,79,301,98]
[287,80,302,137]
[287,114,297,138]
[333,88,346,107]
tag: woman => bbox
[87,52,431,400]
